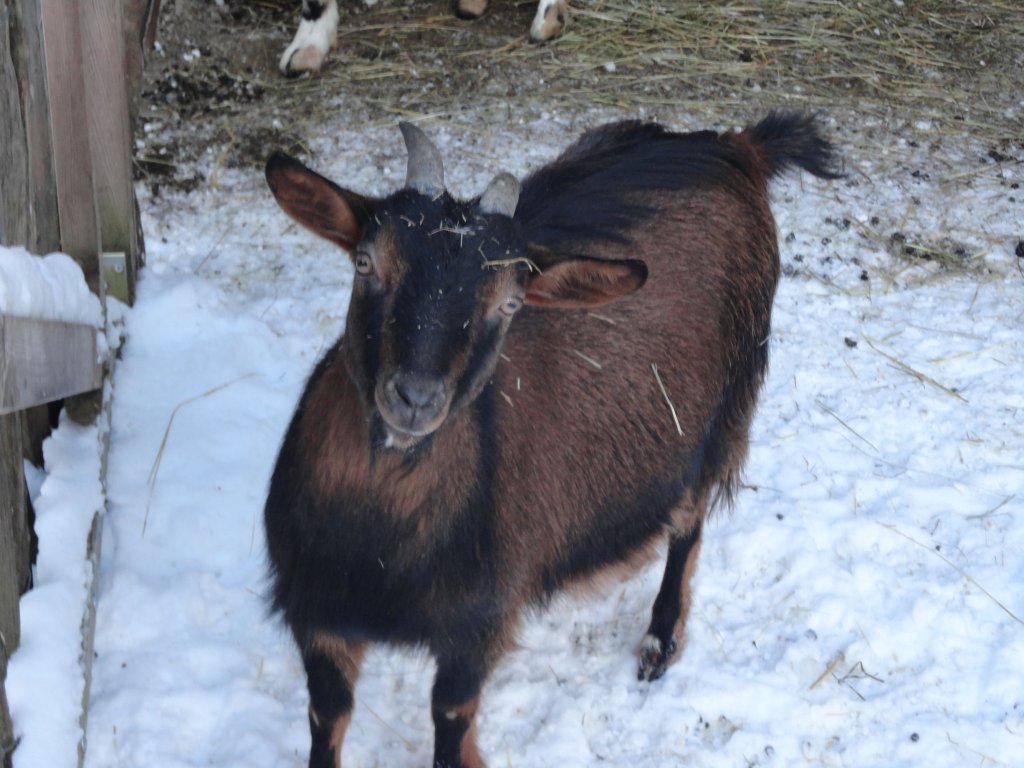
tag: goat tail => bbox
[745,111,843,181]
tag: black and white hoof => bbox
[280,0,340,78]
[529,0,568,42]
[638,633,677,682]
[453,0,489,20]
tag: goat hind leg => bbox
[638,517,704,682]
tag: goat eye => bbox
[355,253,374,276]
[499,297,523,317]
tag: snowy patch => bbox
[7,112,1023,768]
[7,417,104,768]
[0,246,102,326]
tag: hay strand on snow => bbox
[143,375,254,536]
[878,521,1024,626]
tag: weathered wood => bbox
[1,0,151,761]
[80,0,142,305]
[0,0,30,248]
[38,0,103,297]
[1,411,32,768]
[14,0,61,256]
[1,3,35,759]
[123,0,159,124]
[0,315,102,416]
[143,0,162,50]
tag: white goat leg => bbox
[529,0,568,42]
[279,0,340,77]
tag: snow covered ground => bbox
[9,108,1023,768]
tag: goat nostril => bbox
[393,375,443,412]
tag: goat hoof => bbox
[529,0,567,42]
[280,45,326,78]
[637,634,676,682]
[454,0,489,20]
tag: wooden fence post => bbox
[38,0,104,298]
[39,0,107,425]
[0,1,29,248]
[0,412,33,768]
[13,0,61,256]
[2,0,150,762]
[81,0,144,306]
[1,1,35,760]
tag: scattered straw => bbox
[877,521,1024,626]
[572,349,604,369]
[861,335,968,403]
[815,398,878,453]
[480,256,541,272]
[144,375,254,536]
[809,650,845,690]
[142,0,1024,178]
[965,494,1015,521]
[463,0,1022,142]
[651,363,682,436]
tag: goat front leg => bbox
[453,0,489,20]
[529,0,568,42]
[302,632,366,768]
[279,0,340,77]
[431,652,493,768]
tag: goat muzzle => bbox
[376,371,449,448]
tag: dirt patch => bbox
[135,0,1024,195]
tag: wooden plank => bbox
[0,315,102,416]
[38,0,103,297]
[80,0,142,305]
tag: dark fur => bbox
[264,111,839,768]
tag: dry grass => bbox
[287,0,1024,140]
[515,0,1024,132]
[139,0,1023,179]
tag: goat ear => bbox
[265,152,374,253]
[524,248,648,309]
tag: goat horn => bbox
[478,172,520,217]
[399,122,445,195]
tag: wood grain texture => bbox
[0,411,32,768]
[80,0,142,304]
[39,0,102,295]
[0,315,102,416]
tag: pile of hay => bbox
[137,0,1022,179]
[303,0,1023,140]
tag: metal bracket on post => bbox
[102,252,129,305]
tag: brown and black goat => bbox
[263,112,839,768]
